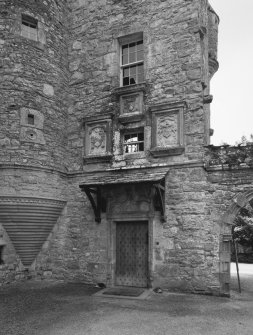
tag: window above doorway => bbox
[123,131,144,154]
[121,41,144,86]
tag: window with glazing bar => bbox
[121,40,144,86]
[21,14,38,41]
[124,132,144,153]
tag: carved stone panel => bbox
[120,92,143,115]
[88,125,107,155]
[150,102,185,157]
[84,115,113,162]
[156,113,178,147]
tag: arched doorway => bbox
[223,191,253,295]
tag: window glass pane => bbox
[122,44,128,54]
[137,64,144,73]
[124,131,144,153]
[138,132,144,141]
[129,42,136,53]
[123,77,129,86]
[137,50,144,61]
[139,142,144,151]
[28,114,34,125]
[137,64,144,83]
[122,54,128,65]
[129,76,136,85]
[123,67,129,77]
[22,14,37,27]
[137,40,143,49]
[130,144,137,153]
[130,66,136,76]
[131,135,138,142]
[138,72,144,83]
[129,51,136,63]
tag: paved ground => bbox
[1,263,253,335]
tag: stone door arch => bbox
[220,191,253,295]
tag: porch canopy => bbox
[79,166,169,223]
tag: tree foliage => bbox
[235,134,253,146]
[233,206,253,247]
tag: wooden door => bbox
[116,221,148,287]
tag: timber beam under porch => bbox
[80,179,165,224]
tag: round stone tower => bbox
[0,0,69,170]
[0,0,69,281]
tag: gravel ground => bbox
[0,266,253,335]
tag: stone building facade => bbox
[0,0,252,296]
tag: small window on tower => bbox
[27,114,35,125]
[21,14,38,41]
[0,246,4,265]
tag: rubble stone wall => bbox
[0,0,69,170]
[67,0,214,170]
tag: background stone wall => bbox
[0,0,70,284]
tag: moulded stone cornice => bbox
[118,113,145,124]
[149,100,187,113]
[83,154,113,165]
[149,147,185,157]
[0,196,66,207]
[113,83,147,97]
[82,112,114,124]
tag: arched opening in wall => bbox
[231,198,253,294]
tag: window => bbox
[27,114,34,125]
[0,246,4,265]
[121,40,144,86]
[21,14,38,41]
[124,131,144,153]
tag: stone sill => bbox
[150,147,185,157]
[118,113,145,124]
[82,112,114,123]
[124,152,146,160]
[114,83,147,96]
[83,154,112,165]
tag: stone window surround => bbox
[21,14,38,41]
[149,102,186,157]
[114,83,147,124]
[20,107,45,144]
[19,12,46,49]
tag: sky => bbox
[208,0,253,145]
